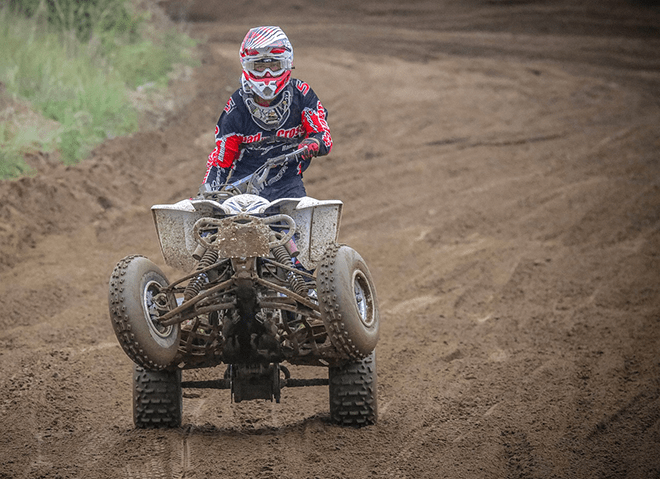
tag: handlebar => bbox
[241,147,308,195]
[199,148,308,201]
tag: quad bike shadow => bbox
[108,148,379,428]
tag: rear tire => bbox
[109,255,180,370]
[328,351,378,427]
[318,244,379,360]
[133,364,182,428]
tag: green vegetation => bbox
[0,0,198,179]
[8,0,141,43]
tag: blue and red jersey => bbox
[203,79,332,200]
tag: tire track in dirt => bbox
[177,430,191,479]
[124,436,172,479]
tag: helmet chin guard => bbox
[241,77,293,130]
[242,70,292,101]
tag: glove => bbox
[297,137,321,161]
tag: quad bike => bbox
[108,148,379,428]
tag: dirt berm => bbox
[1,1,660,477]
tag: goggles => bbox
[242,57,290,78]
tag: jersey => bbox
[203,78,332,201]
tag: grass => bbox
[0,1,198,179]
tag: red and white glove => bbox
[297,137,321,161]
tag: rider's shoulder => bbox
[290,78,316,97]
[221,89,248,117]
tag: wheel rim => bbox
[143,280,173,338]
[353,270,375,328]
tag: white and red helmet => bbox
[239,26,293,100]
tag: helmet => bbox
[239,26,293,100]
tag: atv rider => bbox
[202,26,333,201]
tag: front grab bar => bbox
[193,214,296,252]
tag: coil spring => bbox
[184,249,219,300]
[272,245,308,296]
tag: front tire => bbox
[133,364,182,428]
[109,255,180,370]
[318,244,379,360]
[329,351,378,426]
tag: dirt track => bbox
[2,1,660,477]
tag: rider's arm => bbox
[295,81,333,157]
[203,131,242,189]
[203,96,244,189]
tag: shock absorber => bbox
[272,244,308,296]
[184,249,219,300]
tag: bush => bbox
[0,9,138,168]
[9,0,140,42]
